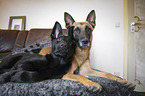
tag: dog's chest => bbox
[74,47,89,62]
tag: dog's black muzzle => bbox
[54,42,68,56]
[78,38,90,48]
[52,37,75,57]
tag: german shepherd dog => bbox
[0,22,76,83]
[62,10,136,92]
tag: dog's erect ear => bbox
[64,12,75,28]
[68,26,74,38]
[86,10,96,28]
[51,21,63,39]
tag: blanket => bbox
[0,76,141,96]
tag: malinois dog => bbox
[0,22,76,83]
[62,10,136,92]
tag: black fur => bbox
[0,22,76,83]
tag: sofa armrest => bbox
[14,31,28,50]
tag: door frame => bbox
[123,0,135,81]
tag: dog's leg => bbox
[62,72,102,92]
[0,70,18,84]
[79,59,136,90]
[62,58,102,93]
[10,71,42,83]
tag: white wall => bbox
[0,0,124,78]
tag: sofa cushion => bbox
[25,29,52,47]
[25,29,68,47]
[14,31,28,49]
[0,30,19,53]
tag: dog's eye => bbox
[85,26,92,34]
[74,27,80,33]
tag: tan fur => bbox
[39,46,52,55]
[73,21,94,31]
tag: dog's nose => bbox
[60,43,67,48]
[82,40,89,44]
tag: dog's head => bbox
[51,21,75,57]
[64,10,96,48]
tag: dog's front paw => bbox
[124,83,136,91]
[104,73,136,91]
[85,81,102,93]
[117,80,136,91]
[88,85,102,93]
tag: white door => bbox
[128,0,145,92]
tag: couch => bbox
[0,29,141,96]
[0,29,67,61]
